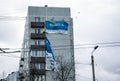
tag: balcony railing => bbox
[31,57,45,63]
[31,33,46,39]
[31,45,46,50]
[31,22,45,28]
[30,69,45,75]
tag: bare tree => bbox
[52,57,75,81]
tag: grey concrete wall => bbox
[28,6,70,17]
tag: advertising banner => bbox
[45,38,55,70]
[45,21,68,34]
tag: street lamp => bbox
[91,46,98,81]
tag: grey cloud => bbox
[0,21,24,47]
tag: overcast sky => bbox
[0,0,120,81]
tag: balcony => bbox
[31,22,45,28]
[31,45,45,50]
[31,57,45,63]
[31,33,46,39]
[30,69,45,75]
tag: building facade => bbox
[19,6,75,81]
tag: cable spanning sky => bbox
[0,0,120,81]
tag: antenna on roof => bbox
[45,5,48,7]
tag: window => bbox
[37,51,45,57]
[35,41,37,45]
[35,63,41,69]
[31,51,37,57]
[34,75,45,81]
[35,63,45,70]
[38,29,41,33]
[34,40,45,45]
[41,63,45,69]
[37,51,42,57]
[34,40,41,45]
[41,75,45,81]
[35,17,41,22]
[31,51,45,57]
[35,29,37,33]
[35,29,41,34]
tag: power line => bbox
[0,50,21,53]
[75,42,120,46]
[0,15,71,20]
[1,43,120,58]
[0,16,25,18]
[0,16,26,21]
[100,44,120,48]
[0,48,21,58]
[0,54,21,58]
[0,48,6,53]
[1,42,120,51]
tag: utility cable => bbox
[0,48,21,58]
[0,51,21,53]
[1,42,120,52]
[0,54,20,58]
[0,48,6,53]
[0,16,26,21]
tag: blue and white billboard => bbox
[45,21,68,34]
[45,38,55,70]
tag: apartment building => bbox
[19,6,75,81]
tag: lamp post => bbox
[91,46,98,81]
